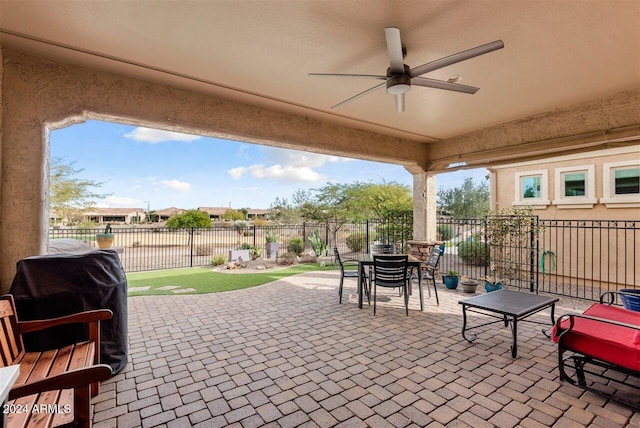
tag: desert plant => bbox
[250,246,263,260]
[345,231,367,252]
[210,254,227,266]
[232,220,249,243]
[253,218,268,226]
[447,270,459,277]
[278,252,297,265]
[308,229,327,256]
[265,231,279,243]
[287,237,304,255]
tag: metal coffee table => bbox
[459,289,559,357]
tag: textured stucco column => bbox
[412,171,437,242]
[0,61,50,293]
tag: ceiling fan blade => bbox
[331,82,386,109]
[411,77,480,94]
[385,27,405,74]
[394,93,405,113]
[409,40,504,77]
[309,73,387,80]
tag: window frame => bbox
[513,170,550,209]
[552,165,597,209]
[601,160,640,208]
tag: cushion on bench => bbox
[552,303,640,372]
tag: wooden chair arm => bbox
[8,364,112,400]
[17,309,113,334]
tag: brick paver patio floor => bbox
[93,270,640,427]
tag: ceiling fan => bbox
[310,27,504,113]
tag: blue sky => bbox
[50,120,488,211]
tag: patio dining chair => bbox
[335,247,369,304]
[420,246,442,306]
[373,255,410,316]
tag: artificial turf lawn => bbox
[126,263,336,296]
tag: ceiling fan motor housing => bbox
[386,76,411,94]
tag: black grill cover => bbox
[9,250,127,374]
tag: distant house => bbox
[246,209,270,220]
[197,207,229,221]
[84,207,145,224]
[155,207,186,221]
[488,146,640,220]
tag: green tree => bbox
[223,208,246,221]
[49,157,110,225]
[437,177,490,219]
[166,209,212,247]
[298,183,351,248]
[269,190,312,224]
[346,181,412,219]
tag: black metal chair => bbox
[372,255,410,316]
[334,247,369,304]
[421,246,442,306]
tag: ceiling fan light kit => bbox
[310,27,504,113]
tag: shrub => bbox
[278,252,297,265]
[287,237,304,255]
[250,246,263,260]
[299,254,318,264]
[457,240,490,266]
[253,218,268,226]
[210,254,227,266]
[238,243,252,250]
[437,224,455,241]
[194,244,214,256]
[346,232,367,252]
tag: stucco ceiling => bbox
[0,0,639,144]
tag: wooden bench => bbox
[0,294,113,428]
[552,292,640,409]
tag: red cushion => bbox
[552,303,640,372]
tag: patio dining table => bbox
[357,254,425,311]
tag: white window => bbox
[601,161,640,208]
[514,170,549,209]
[553,165,597,209]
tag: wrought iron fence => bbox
[436,217,639,300]
[49,214,638,301]
[49,212,413,272]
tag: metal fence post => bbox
[302,222,306,252]
[366,220,370,254]
[189,227,195,267]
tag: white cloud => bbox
[228,167,248,180]
[245,164,324,182]
[160,179,192,192]
[261,147,347,168]
[96,196,141,208]
[124,127,201,143]
[227,147,343,183]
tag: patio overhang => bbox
[1,0,640,290]
[1,46,640,291]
